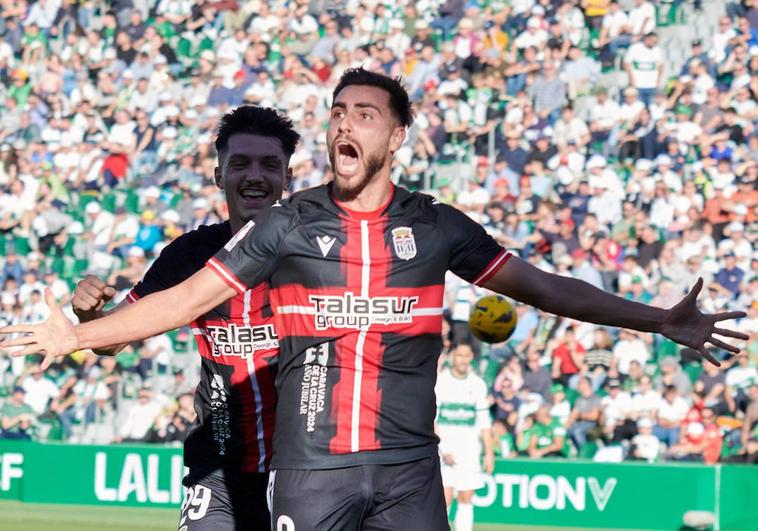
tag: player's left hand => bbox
[0,288,79,370]
[483,450,495,475]
[659,278,748,366]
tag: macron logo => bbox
[317,235,336,257]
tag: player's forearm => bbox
[74,268,235,351]
[549,275,667,333]
[489,259,667,334]
[74,307,127,356]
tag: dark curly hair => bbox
[215,105,300,159]
[332,68,414,128]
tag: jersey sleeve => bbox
[128,236,191,303]
[206,205,294,294]
[438,204,511,286]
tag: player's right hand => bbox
[0,288,80,370]
[72,275,116,317]
[443,453,456,466]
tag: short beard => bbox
[330,151,385,202]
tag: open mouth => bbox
[335,140,360,175]
[239,188,269,203]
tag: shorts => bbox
[269,457,448,531]
[178,468,269,531]
[440,460,484,492]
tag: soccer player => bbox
[435,343,493,531]
[2,69,749,530]
[68,106,299,530]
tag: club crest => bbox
[391,227,416,260]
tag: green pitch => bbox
[0,500,619,530]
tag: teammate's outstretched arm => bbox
[484,256,748,366]
[0,267,237,368]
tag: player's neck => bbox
[334,175,394,214]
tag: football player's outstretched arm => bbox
[0,267,237,369]
[483,255,748,366]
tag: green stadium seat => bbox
[12,235,30,256]
[578,440,598,459]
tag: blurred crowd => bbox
[0,0,755,463]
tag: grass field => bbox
[0,500,624,531]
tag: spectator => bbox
[20,363,59,415]
[567,376,603,450]
[0,386,36,440]
[628,417,660,462]
[116,387,166,443]
[601,376,636,442]
[624,32,663,106]
[550,326,586,386]
[666,407,723,463]
[654,385,690,447]
[527,404,567,458]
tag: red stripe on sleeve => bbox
[472,249,512,286]
[206,258,248,294]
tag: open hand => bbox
[0,289,79,370]
[660,278,748,366]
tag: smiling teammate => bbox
[70,106,299,530]
[2,69,748,530]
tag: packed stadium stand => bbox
[0,0,756,467]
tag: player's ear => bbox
[283,166,293,192]
[388,126,406,153]
[214,166,223,190]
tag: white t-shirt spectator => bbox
[118,397,165,440]
[23,376,60,415]
[631,432,660,461]
[249,14,280,36]
[631,390,662,418]
[656,396,689,424]
[625,42,662,89]
[108,121,136,148]
[589,98,621,130]
[602,391,634,426]
[602,10,629,40]
[613,338,651,374]
[90,210,116,248]
[726,365,758,393]
[629,1,656,35]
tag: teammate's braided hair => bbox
[332,68,414,128]
[215,105,300,159]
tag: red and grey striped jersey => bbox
[209,185,510,470]
[128,222,278,473]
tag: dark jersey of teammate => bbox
[208,184,510,470]
[127,222,278,473]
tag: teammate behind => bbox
[69,106,299,530]
[436,343,494,531]
[2,69,749,531]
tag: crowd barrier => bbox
[1,440,756,529]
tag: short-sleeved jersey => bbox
[208,184,510,470]
[435,368,491,460]
[128,222,278,473]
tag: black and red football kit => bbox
[128,221,278,530]
[209,184,509,529]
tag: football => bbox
[468,295,518,343]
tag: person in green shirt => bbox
[0,387,36,440]
[527,404,567,458]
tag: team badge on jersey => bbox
[391,227,417,260]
